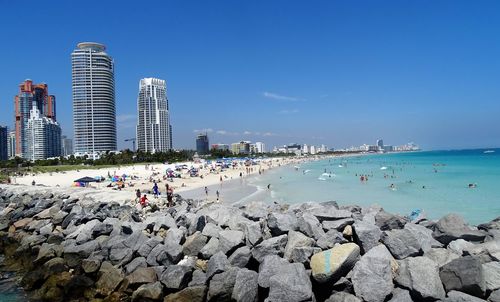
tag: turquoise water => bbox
[245,149,500,225]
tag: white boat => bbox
[380,166,388,170]
[484,150,495,154]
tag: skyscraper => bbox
[72,42,116,156]
[0,126,7,161]
[61,135,73,156]
[377,139,384,150]
[196,133,209,155]
[136,78,171,153]
[14,80,56,158]
[7,130,16,159]
[25,104,61,161]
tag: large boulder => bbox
[284,230,314,260]
[207,267,239,301]
[298,212,325,240]
[375,210,407,230]
[387,288,413,302]
[483,261,500,292]
[206,251,230,279]
[489,289,500,302]
[251,234,288,262]
[444,290,487,302]
[404,223,442,251]
[306,206,352,221]
[164,285,207,302]
[353,220,382,253]
[322,218,355,231]
[424,248,460,267]
[257,255,289,288]
[267,263,313,302]
[126,267,157,286]
[228,246,252,268]
[382,229,421,259]
[402,256,445,300]
[200,237,220,259]
[326,292,362,302]
[310,243,360,283]
[202,223,222,238]
[433,214,486,244]
[448,239,475,256]
[160,265,192,290]
[232,268,258,302]
[183,231,208,257]
[352,252,393,302]
[440,256,485,297]
[268,212,298,235]
[95,262,124,296]
[316,229,348,250]
[218,230,245,254]
[131,281,163,301]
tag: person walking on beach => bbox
[153,182,159,199]
[135,189,141,202]
[167,187,174,207]
[216,190,220,202]
[204,186,209,199]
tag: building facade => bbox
[61,135,73,156]
[211,144,229,151]
[25,105,61,161]
[7,130,15,159]
[196,133,209,155]
[136,78,171,153]
[0,126,7,161]
[72,42,116,156]
[255,142,265,153]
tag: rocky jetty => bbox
[0,184,499,302]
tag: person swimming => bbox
[468,183,477,188]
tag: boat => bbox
[484,150,495,154]
[380,166,388,170]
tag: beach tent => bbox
[74,176,98,183]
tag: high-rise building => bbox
[14,80,56,158]
[72,42,116,156]
[255,142,266,153]
[7,130,16,159]
[377,139,384,150]
[196,133,209,155]
[136,78,171,153]
[61,135,73,156]
[0,126,7,161]
[25,104,61,161]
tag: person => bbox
[135,189,141,202]
[140,194,149,207]
[32,180,36,186]
[205,186,209,196]
[267,184,271,189]
[167,187,174,207]
[468,183,477,188]
[153,182,159,198]
[216,190,220,201]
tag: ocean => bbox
[241,149,500,225]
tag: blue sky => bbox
[1,0,500,150]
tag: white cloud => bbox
[216,130,239,136]
[193,128,213,133]
[263,132,276,137]
[263,91,302,102]
[243,131,252,135]
[278,109,299,114]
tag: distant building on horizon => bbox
[255,142,265,153]
[211,143,229,151]
[0,126,7,161]
[61,135,73,156]
[25,104,61,161]
[231,141,250,155]
[136,78,171,153]
[15,80,56,158]
[377,139,384,151]
[7,130,15,159]
[72,42,116,157]
[196,133,209,155]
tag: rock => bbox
[343,224,353,237]
[404,222,442,251]
[258,255,289,288]
[284,230,314,260]
[63,240,99,267]
[164,285,207,302]
[448,239,475,256]
[316,229,348,250]
[38,222,53,235]
[353,220,382,253]
[232,268,258,302]
[218,230,245,254]
[124,231,149,252]
[200,237,220,259]
[34,243,62,265]
[109,243,133,266]
[207,267,239,301]
[433,214,486,244]
[206,251,230,279]
[483,261,500,292]
[298,212,325,240]
[322,218,355,231]
[387,288,413,302]
[267,263,313,302]
[444,290,487,302]
[326,292,362,302]
[268,212,298,235]
[489,289,500,302]
[311,243,360,283]
[307,206,352,221]
[290,247,318,265]
[42,257,67,276]
[352,253,393,302]
[165,227,185,245]
[241,201,269,221]
[131,281,163,301]
[125,257,147,274]
[82,258,101,274]
[228,246,252,268]
[164,241,183,263]
[405,256,445,300]
[138,237,162,257]
[202,223,222,238]
[375,210,407,230]
[95,262,124,296]
[14,217,33,229]
[440,256,485,297]
[183,231,208,256]
[424,248,460,267]
[189,269,207,286]
[52,210,68,225]
[251,234,288,262]
[91,223,113,238]
[126,267,157,286]
[160,265,192,290]
[242,221,262,247]
[382,229,421,259]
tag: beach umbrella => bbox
[74,176,98,183]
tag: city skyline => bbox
[1,1,500,151]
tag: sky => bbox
[1,0,500,151]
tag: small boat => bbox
[380,166,388,170]
[484,150,495,154]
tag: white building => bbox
[255,142,265,153]
[61,136,73,156]
[310,145,316,155]
[26,105,61,161]
[136,78,171,153]
[72,42,116,157]
[7,130,16,159]
[320,144,327,153]
[303,144,309,154]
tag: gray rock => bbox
[189,269,207,286]
[124,231,149,252]
[298,212,325,240]
[241,201,269,221]
[375,210,407,230]
[146,243,168,266]
[131,281,163,302]
[352,253,393,302]
[267,263,313,302]
[51,210,68,225]
[228,246,252,268]
[63,240,99,267]
[33,243,62,265]
[200,237,220,259]
[307,205,352,221]
[284,230,314,260]
[433,214,486,244]
[109,242,133,266]
[126,267,158,285]
[424,248,460,267]
[316,229,348,250]
[251,234,288,262]
[268,212,298,235]
[165,227,185,245]
[164,285,207,302]
[404,222,442,252]
[483,261,500,292]
[290,247,318,265]
[164,241,183,263]
[91,223,113,238]
[38,222,53,236]
[125,257,147,274]
[243,221,262,247]
[137,237,162,257]
[183,231,208,256]
[440,256,485,297]
[207,251,230,279]
[82,258,101,274]
[353,220,382,253]
[232,268,258,302]
[326,292,362,302]
[95,262,124,296]
[218,230,245,254]
[444,290,487,302]
[311,243,360,283]
[387,288,413,302]
[160,264,192,290]
[382,228,421,259]
[202,222,222,238]
[208,267,239,301]
[406,256,445,300]
[489,289,500,302]
[258,254,289,288]
[322,218,355,231]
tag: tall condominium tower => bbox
[196,133,209,155]
[26,104,61,161]
[136,78,171,153]
[72,42,116,156]
[14,80,56,157]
